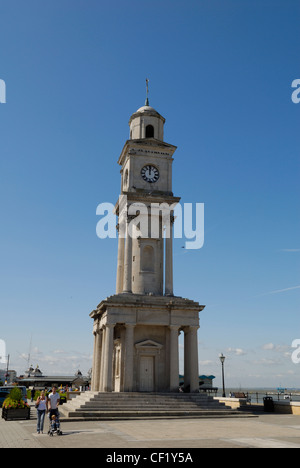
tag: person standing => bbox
[36,390,48,434]
[48,386,60,419]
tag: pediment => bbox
[135,339,163,350]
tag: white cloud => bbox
[199,360,214,366]
[255,285,300,297]
[262,343,290,355]
[253,358,279,366]
[10,348,93,376]
[262,343,275,350]
[227,347,246,356]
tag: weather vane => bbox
[145,78,149,105]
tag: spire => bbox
[145,78,149,106]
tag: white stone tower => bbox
[90,91,205,393]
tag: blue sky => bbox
[0,0,299,388]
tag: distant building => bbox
[18,365,90,389]
[199,375,217,391]
[179,374,217,393]
[24,364,43,379]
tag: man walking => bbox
[48,386,60,418]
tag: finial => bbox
[145,78,149,106]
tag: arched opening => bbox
[142,245,155,272]
[146,125,154,138]
[124,169,129,188]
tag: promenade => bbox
[1,402,300,448]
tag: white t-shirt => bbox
[49,392,60,410]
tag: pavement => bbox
[1,402,300,449]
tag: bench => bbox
[233,392,247,399]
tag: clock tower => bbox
[116,103,180,298]
[90,96,205,393]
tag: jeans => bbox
[37,410,46,433]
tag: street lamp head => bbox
[219,353,226,364]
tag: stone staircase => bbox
[59,392,255,421]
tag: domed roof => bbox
[135,105,159,113]
[129,103,165,124]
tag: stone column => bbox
[123,216,132,293]
[169,325,179,392]
[91,332,97,391]
[165,216,174,296]
[116,224,125,294]
[124,324,135,392]
[184,327,191,390]
[184,326,199,393]
[189,326,199,393]
[92,330,102,391]
[99,327,106,391]
[103,323,115,392]
[159,215,164,295]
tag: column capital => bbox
[184,325,199,333]
[125,323,136,329]
[93,319,100,335]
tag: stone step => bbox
[84,395,226,408]
[92,393,212,398]
[79,404,227,411]
[82,400,225,407]
[62,409,253,421]
[68,409,235,416]
[90,398,214,405]
[90,396,215,403]
[59,391,254,421]
[81,404,224,410]
[86,397,220,403]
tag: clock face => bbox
[141,165,159,183]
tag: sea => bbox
[215,388,300,405]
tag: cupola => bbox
[128,82,165,141]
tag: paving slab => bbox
[1,407,300,449]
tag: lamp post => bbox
[5,354,10,385]
[219,353,226,397]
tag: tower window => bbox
[124,169,129,188]
[146,125,154,138]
